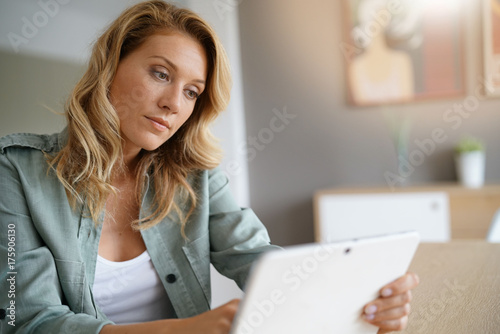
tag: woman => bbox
[0,1,418,333]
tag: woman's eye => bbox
[153,70,168,81]
[186,90,200,100]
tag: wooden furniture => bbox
[314,184,500,240]
[314,191,450,242]
[398,241,500,333]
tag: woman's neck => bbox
[112,151,141,184]
[121,144,142,173]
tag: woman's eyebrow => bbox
[149,55,178,70]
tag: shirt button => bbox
[166,274,176,283]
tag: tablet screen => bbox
[231,231,420,334]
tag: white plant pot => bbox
[455,151,485,188]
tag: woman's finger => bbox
[372,315,409,332]
[364,302,411,322]
[380,272,419,297]
[364,290,412,315]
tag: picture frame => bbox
[483,0,500,96]
[340,0,466,106]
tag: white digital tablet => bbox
[230,231,420,334]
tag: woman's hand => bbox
[100,299,240,334]
[362,272,420,333]
[168,299,240,334]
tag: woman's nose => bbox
[158,85,182,113]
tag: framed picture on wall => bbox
[340,0,466,106]
[484,0,500,96]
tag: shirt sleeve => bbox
[0,151,113,334]
[206,168,282,290]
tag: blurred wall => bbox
[238,0,500,246]
[0,50,82,136]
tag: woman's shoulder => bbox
[0,128,67,155]
[187,166,226,185]
[185,166,232,199]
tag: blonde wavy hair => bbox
[49,0,232,234]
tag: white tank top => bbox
[93,250,177,324]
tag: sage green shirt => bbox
[0,130,279,333]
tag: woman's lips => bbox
[146,116,170,131]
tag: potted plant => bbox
[454,137,485,188]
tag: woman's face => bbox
[109,32,208,156]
